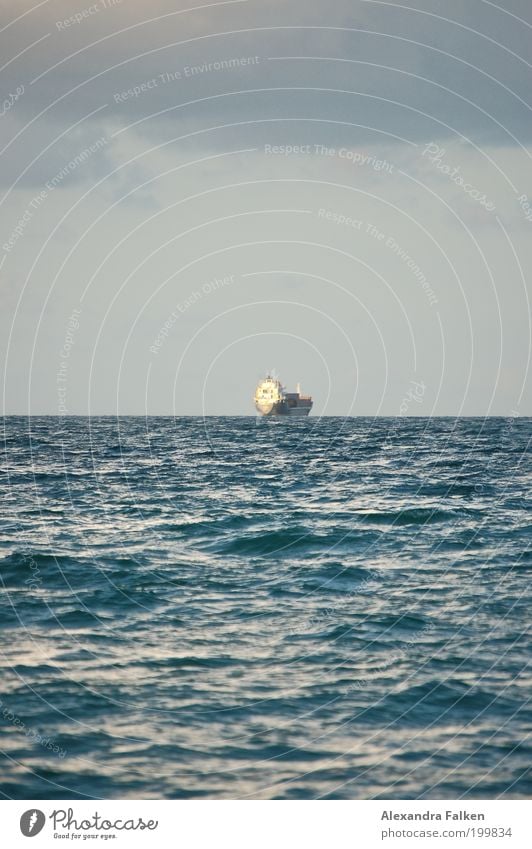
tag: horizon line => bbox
[0,413,528,419]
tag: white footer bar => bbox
[3,799,529,848]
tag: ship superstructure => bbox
[254,376,313,416]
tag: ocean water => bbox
[0,415,530,800]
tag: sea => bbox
[0,415,530,800]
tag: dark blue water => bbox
[0,416,530,799]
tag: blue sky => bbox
[1,0,531,414]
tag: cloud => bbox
[1,0,531,145]
[1,0,531,414]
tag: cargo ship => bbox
[254,376,313,416]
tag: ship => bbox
[254,375,313,416]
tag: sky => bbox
[0,0,531,415]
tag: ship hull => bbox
[255,401,312,417]
[284,406,311,417]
